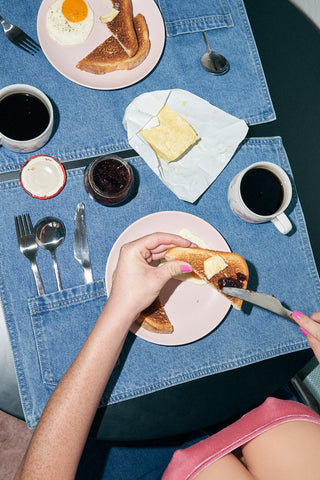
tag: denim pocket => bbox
[28,280,107,386]
[156,0,233,36]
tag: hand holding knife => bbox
[74,202,93,284]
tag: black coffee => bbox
[240,168,284,216]
[0,93,50,141]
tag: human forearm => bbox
[15,303,133,480]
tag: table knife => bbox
[74,202,93,284]
[222,287,293,320]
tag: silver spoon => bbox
[200,31,230,75]
[35,217,66,291]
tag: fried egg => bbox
[46,0,94,46]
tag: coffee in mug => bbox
[228,161,292,234]
[0,84,54,153]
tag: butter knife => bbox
[74,202,93,284]
[222,287,293,320]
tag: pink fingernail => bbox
[300,328,309,337]
[181,265,192,273]
[292,311,302,319]
[190,243,198,248]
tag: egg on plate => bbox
[46,0,94,46]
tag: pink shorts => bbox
[162,397,320,479]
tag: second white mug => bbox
[227,161,292,235]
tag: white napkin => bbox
[123,89,248,203]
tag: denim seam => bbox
[104,343,309,404]
[28,289,107,314]
[236,0,275,124]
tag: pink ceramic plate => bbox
[105,211,232,346]
[37,0,165,89]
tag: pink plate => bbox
[105,211,232,346]
[37,0,165,90]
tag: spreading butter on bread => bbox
[140,105,199,163]
[138,297,173,333]
[100,0,138,57]
[164,247,249,310]
[76,13,150,74]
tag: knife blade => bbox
[222,287,293,320]
[74,202,93,284]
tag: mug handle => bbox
[271,213,292,235]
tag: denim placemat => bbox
[0,0,275,171]
[1,137,319,429]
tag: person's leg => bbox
[194,453,255,479]
[242,420,320,480]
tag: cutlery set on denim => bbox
[14,202,92,295]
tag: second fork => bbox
[0,15,40,55]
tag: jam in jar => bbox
[84,155,134,205]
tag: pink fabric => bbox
[162,397,320,479]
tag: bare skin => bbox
[291,311,320,363]
[194,421,320,479]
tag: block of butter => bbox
[140,105,199,163]
[204,255,228,280]
[100,8,119,23]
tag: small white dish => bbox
[19,154,66,199]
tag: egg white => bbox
[46,0,94,46]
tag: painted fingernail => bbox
[181,265,192,273]
[300,328,309,337]
[292,311,302,319]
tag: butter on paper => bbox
[123,89,248,203]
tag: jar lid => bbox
[19,155,66,199]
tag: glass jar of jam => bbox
[84,155,134,206]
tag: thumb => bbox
[158,260,192,282]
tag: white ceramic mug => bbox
[0,84,54,153]
[228,161,292,234]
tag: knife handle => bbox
[83,266,93,284]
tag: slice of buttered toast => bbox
[165,247,249,310]
[76,14,150,74]
[102,0,138,57]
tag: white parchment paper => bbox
[123,89,248,203]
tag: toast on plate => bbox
[164,247,249,310]
[138,296,173,333]
[76,14,150,75]
[103,0,138,57]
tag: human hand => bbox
[107,232,193,323]
[292,311,320,363]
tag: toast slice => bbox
[76,14,150,75]
[138,297,173,333]
[165,247,249,310]
[102,0,138,57]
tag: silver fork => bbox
[14,214,45,296]
[0,14,40,55]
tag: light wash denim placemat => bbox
[0,0,275,172]
[1,137,319,429]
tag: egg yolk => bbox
[62,0,88,22]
